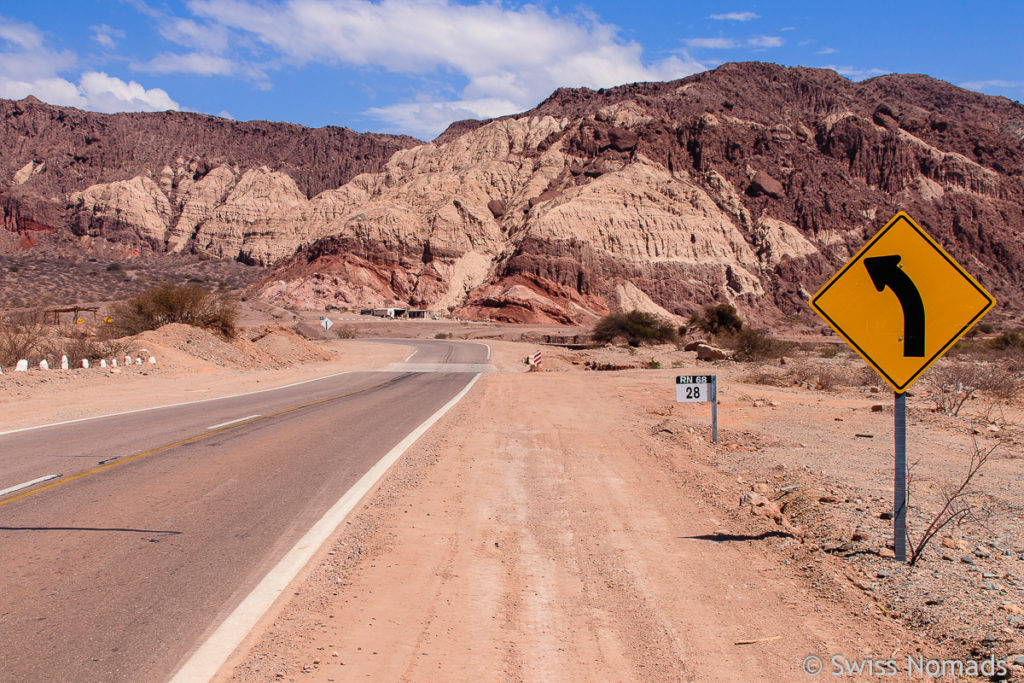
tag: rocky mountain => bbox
[3,63,1023,326]
[0,97,418,256]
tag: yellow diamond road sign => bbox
[810,212,994,393]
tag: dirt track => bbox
[225,344,958,682]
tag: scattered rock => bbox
[879,548,895,559]
[748,169,784,198]
[962,556,977,565]
[879,511,894,520]
[870,404,884,412]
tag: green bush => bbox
[989,330,1023,350]
[646,359,661,369]
[690,304,743,336]
[112,284,237,337]
[728,328,795,362]
[592,310,677,347]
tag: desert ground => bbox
[2,309,1022,681]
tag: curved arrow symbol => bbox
[864,254,925,357]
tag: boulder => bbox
[749,170,784,199]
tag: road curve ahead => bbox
[0,339,488,682]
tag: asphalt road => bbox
[0,339,488,682]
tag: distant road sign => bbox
[810,212,994,392]
[321,317,333,331]
[676,375,713,403]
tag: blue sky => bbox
[1,1,1021,139]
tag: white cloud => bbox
[780,26,795,31]
[709,11,759,21]
[134,52,236,76]
[686,37,740,49]
[187,0,704,137]
[0,15,179,113]
[826,65,890,81]
[748,35,783,48]
[160,17,230,52]
[816,47,836,55]
[960,79,1024,90]
[77,71,178,112]
[91,24,125,49]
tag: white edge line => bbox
[206,415,261,431]
[0,371,351,438]
[403,350,416,363]
[169,371,482,683]
[0,473,61,497]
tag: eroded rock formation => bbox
[3,63,1022,325]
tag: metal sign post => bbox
[676,375,717,444]
[711,376,718,444]
[894,391,907,562]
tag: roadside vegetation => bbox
[591,310,678,347]
[112,284,237,338]
[0,309,134,368]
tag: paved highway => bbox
[0,339,489,682]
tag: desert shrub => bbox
[926,361,984,415]
[989,330,1024,351]
[671,359,685,368]
[811,365,842,391]
[592,310,677,347]
[58,334,136,367]
[0,310,48,365]
[742,368,786,387]
[977,322,995,334]
[106,262,123,272]
[976,361,1024,400]
[690,304,743,336]
[818,345,840,358]
[335,325,358,339]
[434,332,453,339]
[646,359,661,369]
[728,328,795,362]
[112,284,237,338]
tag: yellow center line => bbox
[0,376,405,509]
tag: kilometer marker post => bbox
[675,375,717,444]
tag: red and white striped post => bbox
[532,350,542,367]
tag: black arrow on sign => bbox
[864,254,925,357]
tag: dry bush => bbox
[725,328,796,362]
[0,310,49,365]
[0,311,136,367]
[976,360,1024,400]
[56,333,136,367]
[112,285,237,338]
[784,361,848,391]
[741,367,787,386]
[593,310,678,347]
[925,361,984,416]
[335,325,358,339]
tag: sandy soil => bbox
[221,342,1024,682]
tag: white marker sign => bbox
[321,317,333,331]
[675,375,713,402]
[675,374,718,443]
